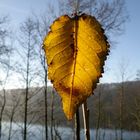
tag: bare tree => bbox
[0,63,11,140]
[0,15,12,140]
[34,14,49,140]
[15,17,41,140]
[119,66,125,140]
[114,60,130,140]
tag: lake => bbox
[1,122,140,140]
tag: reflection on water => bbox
[1,122,140,140]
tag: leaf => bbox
[43,14,110,120]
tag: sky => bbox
[0,0,140,89]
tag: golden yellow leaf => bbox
[43,14,110,120]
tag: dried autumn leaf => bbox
[43,13,109,120]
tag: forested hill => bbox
[0,81,140,131]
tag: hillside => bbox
[0,81,140,131]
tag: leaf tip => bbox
[62,98,77,120]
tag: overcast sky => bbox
[0,0,140,89]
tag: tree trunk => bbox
[44,67,48,140]
[50,89,54,140]
[24,87,28,140]
[120,82,124,140]
[75,109,80,140]
[0,89,6,140]
[23,42,30,140]
[96,90,101,140]
[8,97,19,140]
